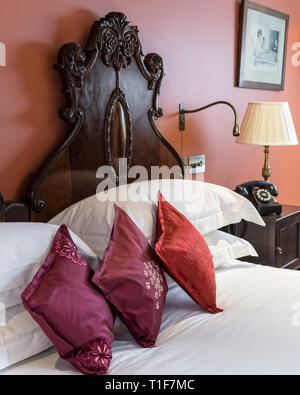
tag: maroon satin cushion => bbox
[155,192,222,314]
[92,205,167,348]
[21,225,115,375]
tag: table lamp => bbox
[236,102,298,181]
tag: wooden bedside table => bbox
[226,205,300,270]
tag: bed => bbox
[1,12,300,376]
[2,260,300,376]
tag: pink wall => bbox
[1,0,300,204]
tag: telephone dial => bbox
[235,181,282,216]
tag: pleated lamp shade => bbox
[236,102,298,146]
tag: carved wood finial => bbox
[86,12,142,71]
[54,43,87,91]
[53,43,90,123]
[144,53,164,90]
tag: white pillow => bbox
[0,304,53,370]
[205,230,258,269]
[164,230,258,289]
[0,223,99,311]
[49,179,265,258]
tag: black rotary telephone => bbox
[235,181,282,216]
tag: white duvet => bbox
[2,260,300,375]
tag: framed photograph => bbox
[237,0,289,91]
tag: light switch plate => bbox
[189,155,206,174]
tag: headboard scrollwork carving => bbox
[86,12,142,71]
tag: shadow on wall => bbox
[54,9,98,46]
[0,9,99,200]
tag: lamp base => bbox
[262,146,271,182]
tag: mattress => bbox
[2,260,300,375]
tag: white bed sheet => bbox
[2,260,300,375]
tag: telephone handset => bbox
[235,181,282,216]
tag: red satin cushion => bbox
[155,192,222,314]
[92,205,168,348]
[22,225,115,375]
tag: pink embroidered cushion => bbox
[21,225,115,375]
[155,192,223,314]
[92,205,167,348]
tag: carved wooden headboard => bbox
[1,12,184,222]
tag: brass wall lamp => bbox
[179,101,240,137]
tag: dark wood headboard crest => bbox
[86,12,142,70]
[54,13,164,124]
[2,12,184,222]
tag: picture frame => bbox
[237,0,289,91]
